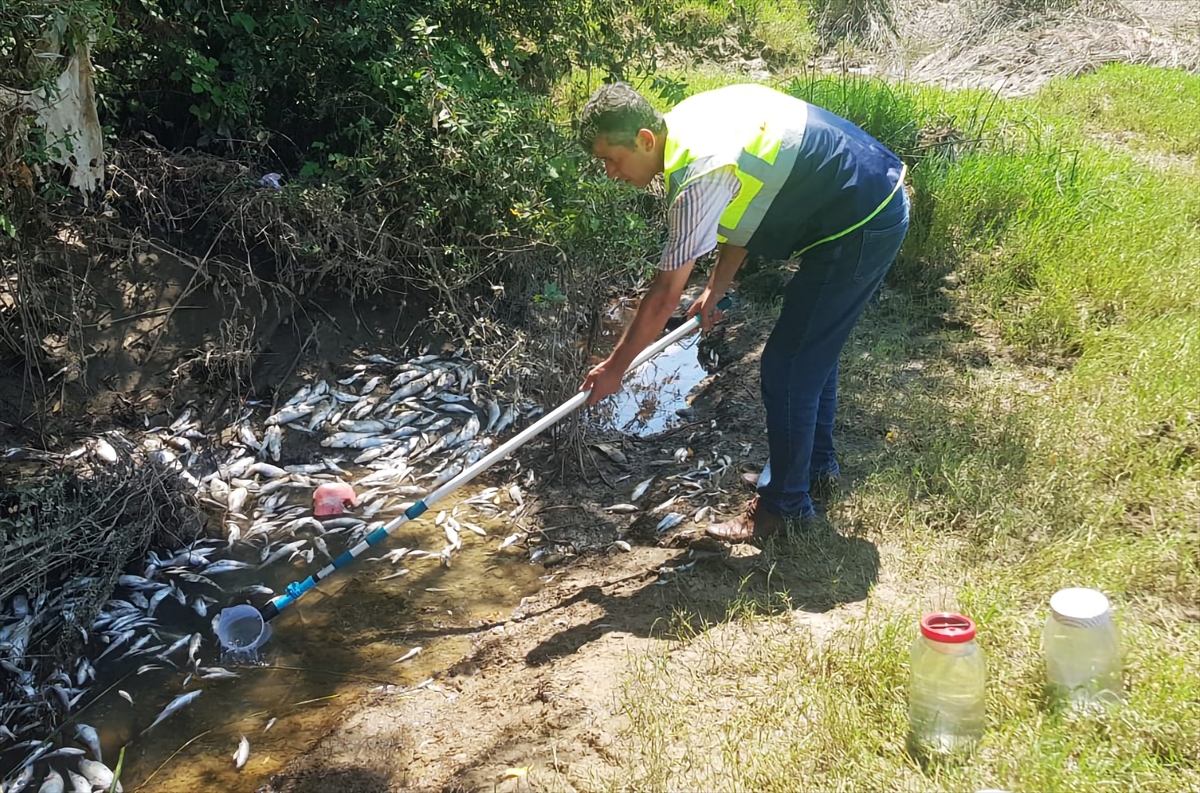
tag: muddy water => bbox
[80,479,544,792]
[593,302,711,436]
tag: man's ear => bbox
[635,128,657,152]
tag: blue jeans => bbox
[756,189,911,518]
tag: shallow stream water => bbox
[1,309,713,791]
[74,483,544,792]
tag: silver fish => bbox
[237,422,261,450]
[36,770,63,793]
[141,690,203,734]
[604,503,639,513]
[654,513,684,533]
[226,486,249,515]
[201,666,240,680]
[485,399,502,432]
[263,425,283,461]
[306,399,335,431]
[259,540,308,568]
[34,767,61,791]
[632,477,653,501]
[187,632,203,667]
[497,533,522,550]
[202,559,255,575]
[360,376,381,394]
[394,647,422,663]
[233,734,250,769]
[158,633,192,661]
[78,760,121,792]
[248,462,288,479]
[41,747,86,760]
[263,717,277,732]
[119,690,134,705]
[265,403,313,426]
[66,771,90,793]
[75,723,102,760]
[6,764,34,793]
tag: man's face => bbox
[592,130,658,189]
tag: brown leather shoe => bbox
[705,497,786,543]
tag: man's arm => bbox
[687,242,748,332]
[581,264,692,404]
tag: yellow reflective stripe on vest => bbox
[717,143,800,245]
[793,162,908,256]
[662,85,809,247]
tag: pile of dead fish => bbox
[1,349,545,791]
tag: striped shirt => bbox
[659,166,741,271]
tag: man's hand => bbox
[686,286,726,333]
[580,358,625,405]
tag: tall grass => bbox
[597,63,1200,793]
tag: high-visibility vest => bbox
[662,84,907,259]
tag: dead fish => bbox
[632,476,653,501]
[66,771,90,793]
[394,647,422,663]
[497,533,522,551]
[233,734,250,770]
[247,462,288,479]
[36,770,63,793]
[654,513,684,533]
[200,666,240,680]
[265,403,313,426]
[459,520,487,537]
[237,421,262,450]
[141,690,202,734]
[263,425,283,461]
[7,765,34,793]
[119,690,134,705]
[613,540,632,552]
[263,718,277,732]
[78,760,120,793]
[202,559,255,575]
[650,495,679,514]
[377,568,409,581]
[604,503,639,513]
[485,399,501,433]
[74,723,102,761]
[41,747,85,760]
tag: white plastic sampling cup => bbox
[216,604,271,652]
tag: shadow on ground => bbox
[523,521,880,666]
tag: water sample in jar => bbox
[1043,587,1123,711]
[908,612,987,757]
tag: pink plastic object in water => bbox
[313,481,357,517]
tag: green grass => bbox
[1030,64,1200,156]
[589,63,1200,793]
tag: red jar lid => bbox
[920,613,977,643]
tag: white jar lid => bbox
[1050,587,1111,627]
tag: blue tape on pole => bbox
[285,577,316,600]
[364,527,390,547]
[270,593,294,612]
[406,500,428,520]
[331,549,357,569]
